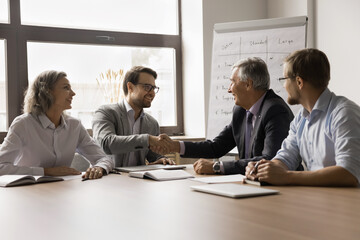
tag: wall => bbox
[181,0,205,137]
[315,0,360,104]
[182,0,267,137]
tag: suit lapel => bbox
[248,90,271,157]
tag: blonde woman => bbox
[0,70,114,179]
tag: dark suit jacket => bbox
[182,89,297,174]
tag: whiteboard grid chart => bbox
[207,16,307,141]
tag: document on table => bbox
[191,174,246,184]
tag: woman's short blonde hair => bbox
[23,70,67,115]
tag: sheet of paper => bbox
[61,172,86,181]
[191,174,246,184]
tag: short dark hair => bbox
[122,66,157,96]
[285,48,330,89]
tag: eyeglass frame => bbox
[135,82,160,93]
[278,76,296,85]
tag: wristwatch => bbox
[213,161,221,174]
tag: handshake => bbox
[148,134,180,155]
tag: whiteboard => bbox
[207,16,307,141]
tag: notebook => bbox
[0,175,63,187]
[129,169,194,181]
[191,174,246,183]
[115,164,186,173]
[191,183,279,198]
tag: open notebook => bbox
[191,183,279,198]
[0,175,63,187]
[115,164,186,173]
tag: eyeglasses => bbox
[278,76,295,85]
[135,83,160,93]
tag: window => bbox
[20,0,178,35]
[0,40,6,131]
[1,0,183,139]
[27,42,176,128]
[0,0,9,24]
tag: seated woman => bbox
[0,70,114,179]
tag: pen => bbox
[82,178,90,182]
[249,161,260,175]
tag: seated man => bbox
[92,66,173,167]
[156,58,298,175]
[246,48,360,187]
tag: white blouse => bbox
[0,113,114,175]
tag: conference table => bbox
[1,165,359,240]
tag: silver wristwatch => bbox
[213,161,221,174]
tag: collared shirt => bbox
[0,113,114,176]
[124,99,145,166]
[179,91,267,173]
[275,88,360,182]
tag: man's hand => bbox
[44,166,81,176]
[82,166,105,180]
[149,134,180,155]
[149,158,176,165]
[246,159,290,185]
[193,159,215,175]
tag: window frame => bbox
[0,0,184,143]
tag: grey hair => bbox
[23,70,67,115]
[232,57,270,91]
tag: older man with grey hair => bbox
[158,57,302,175]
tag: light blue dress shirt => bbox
[0,113,114,176]
[275,88,360,182]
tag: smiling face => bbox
[128,72,156,111]
[228,68,251,109]
[50,77,76,112]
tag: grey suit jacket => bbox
[92,100,164,167]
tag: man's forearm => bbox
[286,166,358,187]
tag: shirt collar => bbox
[38,113,67,129]
[124,99,145,119]
[302,88,331,118]
[248,91,266,116]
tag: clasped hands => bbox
[149,134,179,155]
[245,159,289,185]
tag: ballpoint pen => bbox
[249,161,260,175]
[82,178,90,181]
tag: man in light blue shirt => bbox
[246,48,360,187]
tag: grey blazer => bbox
[92,101,164,167]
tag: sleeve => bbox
[223,103,296,174]
[76,123,115,174]
[274,113,303,171]
[331,104,360,183]
[92,106,149,155]
[146,119,165,163]
[0,118,44,176]
[182,123,236,159]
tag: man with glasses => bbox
[92,66,174,167]
[246,48,360,187]
[154,58,301,175]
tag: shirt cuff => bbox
[220,161,225,174]
[179,141,185,155]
